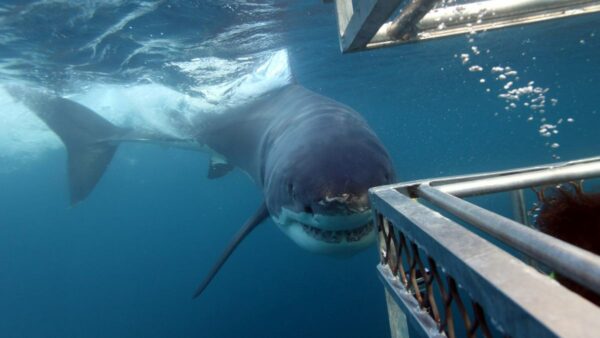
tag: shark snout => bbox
[296,192,371,218]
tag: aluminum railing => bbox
[332,0,600,52]
[369,156,600,338]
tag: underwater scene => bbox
[0,1,599,337]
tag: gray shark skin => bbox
[7,84,396,298]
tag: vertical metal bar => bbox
[334,0,403,52]
[387,0,441,40]
[385,289,411,338]
[510,189,530,227]
[378,264,446,338]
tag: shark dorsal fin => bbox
[192,202,269,298]
[207,155,234,179]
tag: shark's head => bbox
[263,103,395,256]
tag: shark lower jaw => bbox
[273,208,377,256]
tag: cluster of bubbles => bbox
[438,1,573,160]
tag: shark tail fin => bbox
[192,202,269,299]
[7,86,122,206]
[67,143,118,206]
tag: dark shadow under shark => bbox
[7,83,396,298]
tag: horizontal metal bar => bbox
[435,158,600,197]
[416,0,600,31]
[367,0,600,50]
[418,183,600,295]
[371,188,600,337]
[371,156,600,198]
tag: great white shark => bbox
[7,62,395,298]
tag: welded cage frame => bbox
[332,0,600,53]
[369,156,600,337]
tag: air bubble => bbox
[460,53,470,64]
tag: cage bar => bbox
[333,0,600,52]
[370,156,600,337]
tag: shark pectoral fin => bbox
[207,155,234,179]
[192,202,269,299]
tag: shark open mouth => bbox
[273,207,377,254]
[300,222,374,243]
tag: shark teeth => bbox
[300,222,374,243]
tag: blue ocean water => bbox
[0,1,599,337]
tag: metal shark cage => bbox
[331,0,600,53]
[369,156,600,337]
